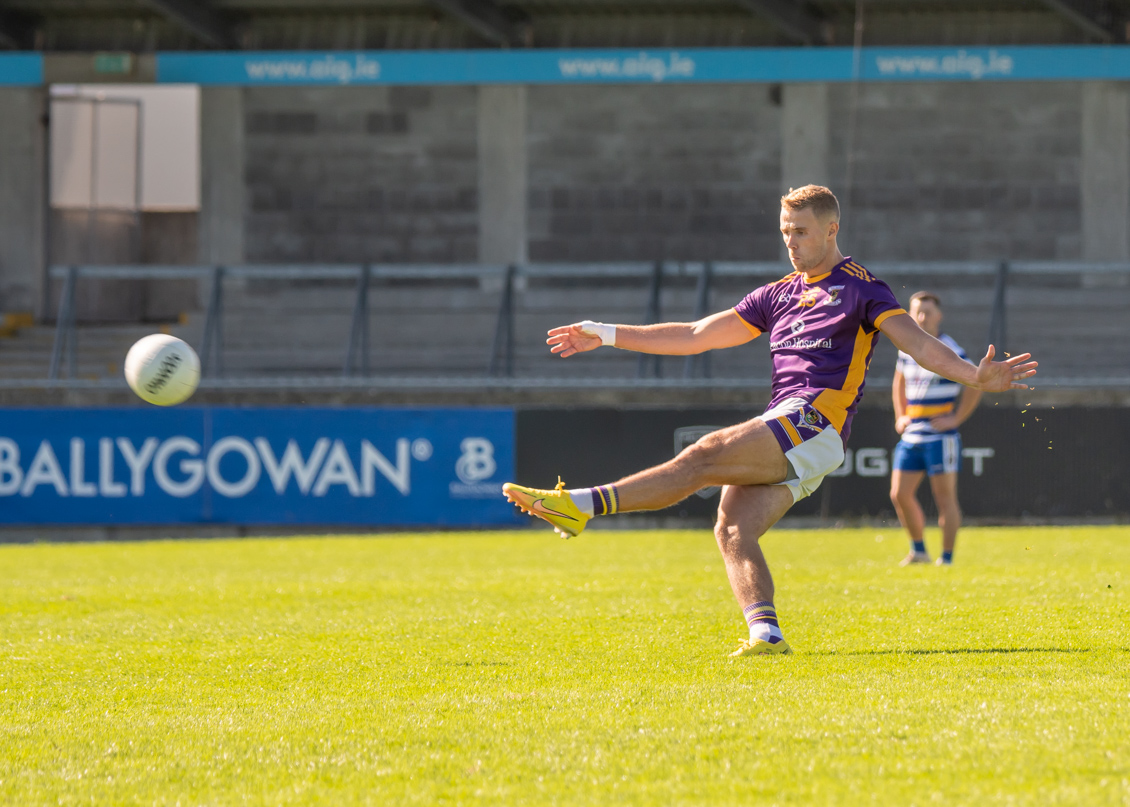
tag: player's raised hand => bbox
[547,322,604,358]
[975,344,1038,391]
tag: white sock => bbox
[749,621,784,642]
[570,489,595,517]
[744,601,785,642]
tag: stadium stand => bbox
[7,261,1127,389]
[11,0,1130,51]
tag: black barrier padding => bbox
[516,407,1128,520]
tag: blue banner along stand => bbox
[0,408,518,526]
[0,54,43,86]
[4,46,1130,87]
[156,45,1130,87]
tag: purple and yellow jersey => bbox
[733,257,905,445]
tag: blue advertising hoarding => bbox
[156,45,1130,87]
[0,46,1126,87]
[0,53,42,85]
[0,408,517,526]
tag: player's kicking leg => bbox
[503,415,788,537]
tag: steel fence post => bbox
[200,266,226,378]
[987,260,1008,354]
[48,266,78,380]
[488,265,515,377]
[344,264,371,377]
[638,261,663,379]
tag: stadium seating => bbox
[4,263,1126,386]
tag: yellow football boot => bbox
[729,637,794,657]
[503,477,591,538]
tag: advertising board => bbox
[517,407,1127,521]
[0,408,517,526]
[155,46,1130,87]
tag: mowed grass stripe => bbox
[1,526,1127,805]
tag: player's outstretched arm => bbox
[547,309,757,358]
[880,313,1037,392]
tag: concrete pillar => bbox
[780,83,830,194]
[478,85,527,265]
[199,87,245,265]
[0,88,46,317]
[1081,82,1130,261]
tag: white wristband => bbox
[579,320,616,347]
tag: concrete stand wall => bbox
[1081,82,1130,262]
[478,86,528,265]
[0,88,46,315]
[6,78,1130,315]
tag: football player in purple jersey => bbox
[503,185,1037,656]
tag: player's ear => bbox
[827,219,839,239]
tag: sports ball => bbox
[123,334,200,406]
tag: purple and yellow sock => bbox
[569,484,620,517]
[589,485,619,516]
[743,601,784,642]
[744,601,779,630]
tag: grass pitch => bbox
[1,525,1128,806]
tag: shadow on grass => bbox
[826,647,1096,656]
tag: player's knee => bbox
[714,519,739,556]
[679,437,724,473]
[889,485,912,507]
[933,489,961,514]
[938,499,962,519]
[714,516,759,558]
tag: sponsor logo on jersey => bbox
[769,337,834,350]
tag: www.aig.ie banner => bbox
[156,46,1130,87]
[0,408,518,526]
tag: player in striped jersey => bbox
[891,291,981,567]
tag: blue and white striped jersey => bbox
[896,333,968,444]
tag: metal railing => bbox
[47,261,788,382]
[35,260,1130,389]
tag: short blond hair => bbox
[781,185,840,222]
[910,290,942,308]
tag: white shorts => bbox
[757,398,846,503]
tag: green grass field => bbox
[2,525,1128,806]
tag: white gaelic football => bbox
[124,334,200,406]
